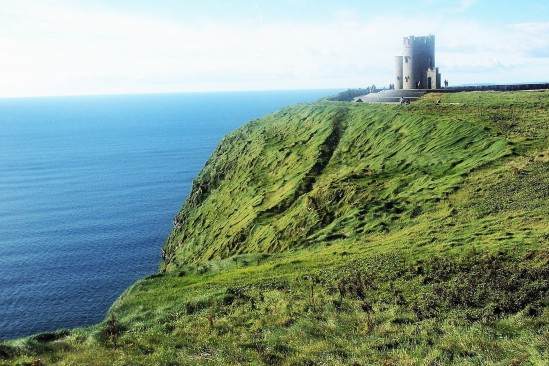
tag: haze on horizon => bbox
[0,0,548,98]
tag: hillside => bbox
[163,93,516,268]
[2,91,548,365]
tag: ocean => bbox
[0,90,336,339]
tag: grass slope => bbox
[2,91,548,365]
[163,94,513,267]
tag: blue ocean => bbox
[0,90,335,339]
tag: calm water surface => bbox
[0,90,336,339]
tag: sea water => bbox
[0,90,335,339]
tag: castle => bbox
[348,35,546,103]
[394,35,441,90]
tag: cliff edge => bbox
[162,94,518,269]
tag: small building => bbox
[394,35,441,90]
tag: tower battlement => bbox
[403,35,435,46]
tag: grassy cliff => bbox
[2,91,548,365]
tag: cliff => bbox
[161,95,513,269]
[2,91,548,365]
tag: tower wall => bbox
[427,67,441,89]
[394,56,403,89]
[402,35,435,89]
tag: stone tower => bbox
[394,35,441,90]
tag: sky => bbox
[0,0,548,97]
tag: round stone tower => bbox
[402,35,435,89]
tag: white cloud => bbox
[505,22,549,58]
[0,1,547,97]
[507,22,549,34]
[456,0,479,12]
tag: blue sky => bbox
[0,0,547,97]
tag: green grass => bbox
[2,90,548,365]
[163,93,519,267]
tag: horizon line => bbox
[0,87,348,101]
